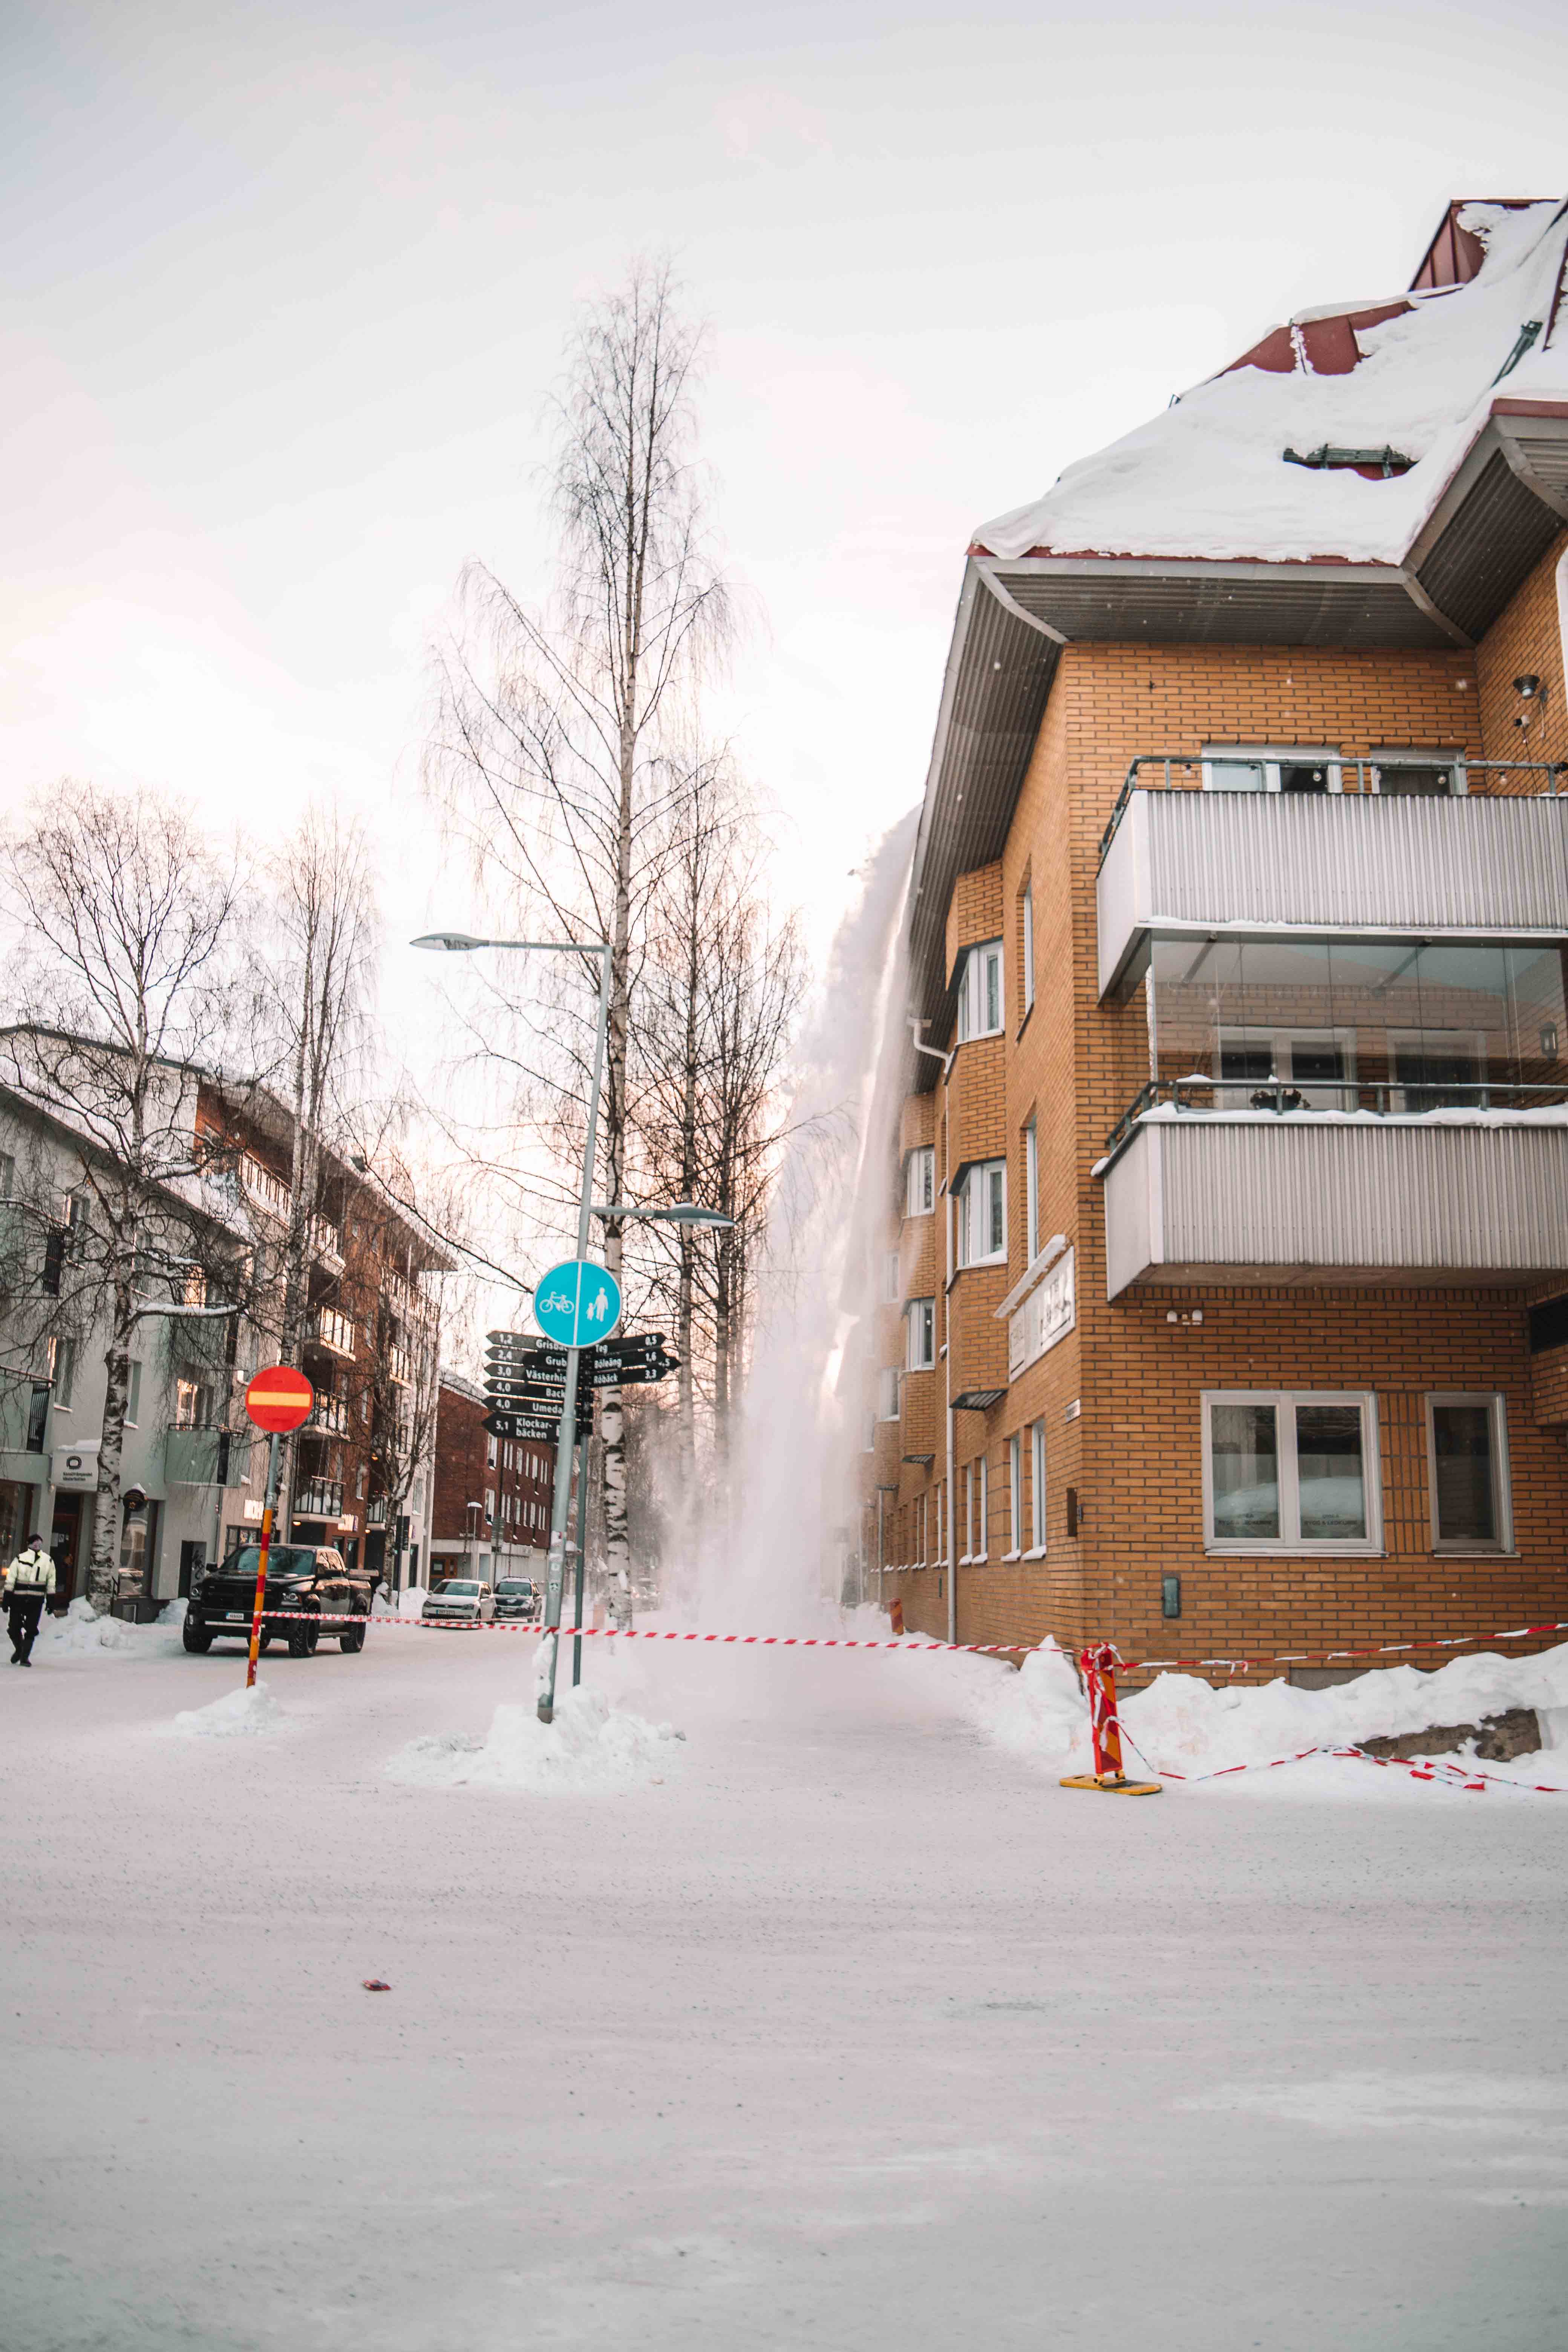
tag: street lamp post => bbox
[413,931,611,1721]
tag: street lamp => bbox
[413,925,611,1722]
[591,1202,735,1229]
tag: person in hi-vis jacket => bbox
[5,1535,55,1665]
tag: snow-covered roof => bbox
[974,200,1568,566]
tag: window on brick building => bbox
[962,1462,974,1560]
[906,1298,935,1370]
[1203,1390,1380,1553]
[957,940,1004,1042]
[905,1147,935,1217]
[877,1366,900,1421]
[956,1161,1006,1268]
[1426,1394,1512,1553]
[486,1433,498,1466]
[975,1453,988,1559]
[484,1487,495,1523]
[1008,1434,1022,1553]
[862,1409,876,1453]
[1021,885,1035,1015]
[1030,1421,1047,1551]
[1202,746,1342,794]
[1024,1121,1038,1264]
[881,1248,900,1303]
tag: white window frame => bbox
[881,1248,900,1303]
[862,1408,876,1453]
[1029,1421,1047,1553]
[974,1454,988,1561]
[957,939,1004,1043]
[1425,1392,1513,1555]
[877,1366,900,1422]
[1201,1389,1382,1556]
[1201,745,1343,794]
[50,1335,76,1412]
[905,1298,936,1371]
[1021,887,1035,1015]
[905,1147,935,1218]
[1024,1121,1038,1265]
[956,1160,1008,1269]
[126,1359,143,1429]
[1008,1433,1022,1555]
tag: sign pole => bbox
[246,1433,282,1692]
[572,1433,587,1689]
[538,945,612,1724]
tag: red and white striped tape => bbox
[1108,1715,1565,1795]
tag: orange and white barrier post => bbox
[1061,1642,1162,1795]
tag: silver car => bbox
[421,1579,495,1627]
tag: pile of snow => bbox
[374,1585,428,1619]
[171,1680,289,1740]
[35,1596,184,1659]
[964,1635,1568,1790]
[386,1684,684,1794]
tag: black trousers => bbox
[6,1591,45,1661]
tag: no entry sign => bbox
[245,1365,314,1435]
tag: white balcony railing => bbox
[308,1213,345,1272]
[240,1155,292,1219]
[1100,1112,1568,1298]
[1096,783,1568,1001]
[307,1392,349,1436]
[309,1307,355,1358]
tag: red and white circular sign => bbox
[245,1365,314,1435]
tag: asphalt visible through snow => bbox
[2,1616,1565,2350]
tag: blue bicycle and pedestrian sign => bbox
[532,1258,624,1348]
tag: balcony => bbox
[1099,1091,1568,1298]
[294,1480,343,1520]
[308,1213,345,1275]
[384,1270,435,1324]
[308,1307,355,1358]
[1096,760,1568,1001]
[306,1391,349,1437]
[240,1155,292,1220]
[386,1345,413,1388]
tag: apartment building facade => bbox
[0,1050,447,1608]
[861,197,1568,1680]
[430,1370,556,1583]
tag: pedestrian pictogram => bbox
[245,1366,314,1435]
[531,1259,623,1348]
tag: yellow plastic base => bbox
[1059,1773,1163,1795]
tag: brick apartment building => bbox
[861,196,1568,1681]
[430,1369,556,1584]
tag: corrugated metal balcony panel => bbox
[1103,1118,1568,1297]
[1097,792,1568,1000]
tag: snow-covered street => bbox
[3,1618,1566,2350]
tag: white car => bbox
[421,1579,495,1626]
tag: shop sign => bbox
[52,1443,100,1491]
[242,1498,265,1523]
[336,1513,358,1534]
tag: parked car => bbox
[184,1545,375,1657]
[493,1578,541,1623]
[421,1579,495,1626]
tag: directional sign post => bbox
[241,1366,314,1692]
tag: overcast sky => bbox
[5,0,1566,1045]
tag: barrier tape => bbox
[228,1609,1568,1679]
[1109,1714,1565,1795]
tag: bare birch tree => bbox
[427,255,730,1596]
[0,782,246,1612]
[257,806,379,1523]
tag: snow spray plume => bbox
[712,812,917,1624]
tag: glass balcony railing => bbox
[309,1308,355,1357]
[294,1481,343,1519]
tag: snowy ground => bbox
[3,1612,1566,2350]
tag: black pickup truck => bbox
[183,1545,377,1657]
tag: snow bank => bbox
[386,1684,684,1794]
[35,1597,184,1660]
[374,1585,428,1619]
[962,1636,1568,1792]
[172,1680,288,1740]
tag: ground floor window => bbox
[1426,1394,1512,1553]
[1030,1422,1046,1551]
[1202,1391,1380,1553]
[1008,1434,1022,1553]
